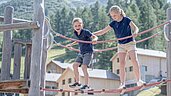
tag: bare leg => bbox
[73,62,80,83]
[128,50,141,81]
[81,64,89,85]
[118,52,127,84]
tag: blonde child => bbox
[94,5,145,89]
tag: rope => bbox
[53,32,160,53]
[45,17,170,44]
[43,17,54,50]
[53,40,80,52]
[116,21,170,41]
[47,32,54,50]
[163,24,170,41]
[41,79,171,94]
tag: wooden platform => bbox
[0,80,30,94]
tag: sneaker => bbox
[69,82,81,88]
[79,85,90,90]
[118,83,126,89]
[137,80,146,86]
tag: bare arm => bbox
[129,21,139,34]
[66,41,77,47]
[93,25,112,36]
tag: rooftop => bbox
[45,73,61,82]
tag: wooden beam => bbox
[0,16,31,23]
[29,0,45,95]
[13,43,22,80]
[0,21,40,32]
[13,39,32,45]
[24,44,32,79]
[167,8,171,96]
[0,88,28,94]
[1,6,13,81]
[0,80,29,94]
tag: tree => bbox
[93,6,116,70]
[137,0,157,49]
[149,0,167,50]
[90,1,100,32]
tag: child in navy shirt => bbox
[67,17,98,90]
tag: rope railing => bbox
[53,32,160,53]
[45,18,171,44]
[41,79,171,94]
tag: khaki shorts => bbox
[118,41,136,53]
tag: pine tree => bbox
[137,0,157,49]
[90,1,100,32]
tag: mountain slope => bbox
[0,0,107,20]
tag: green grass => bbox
[47,48,66,61]
[137,86,165,96]
[0,48,66,79]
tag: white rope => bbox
[47,32,54,50]
[163,24,170,41]
[43,17,54,39]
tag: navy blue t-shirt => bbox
[74,29,93,54]
[109,17,133,44]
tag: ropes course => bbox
[43,18,171,95]
[41,80,171,95]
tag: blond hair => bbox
[72,17,83,25]
[108,5,126,17]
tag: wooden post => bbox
[166,8,171,96]
[0,6,13,81]
[13,42,22,80]
[24,44,32,79]
[28,0,45,95]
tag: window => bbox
[62,92,65,96]
[125,67,127,72]
[142,65,148,72]
[68,92,70,96]
[56,83,59,89]
[128,56,131,60]
[52,86,57,89]
[62,80,65,85]
[45,86,51,89]
[68,78,72,84]
[129,66,133,72]
[126,83,136,88]
[145,66,147,71]
[74,92,78,95]
[116,69,120,74]
[117,58,119,63]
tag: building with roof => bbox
[110,48,167,84]
[46,60,120,96]
[46,60,72,74]
[56,67,120,96]
[45,73,61,96]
